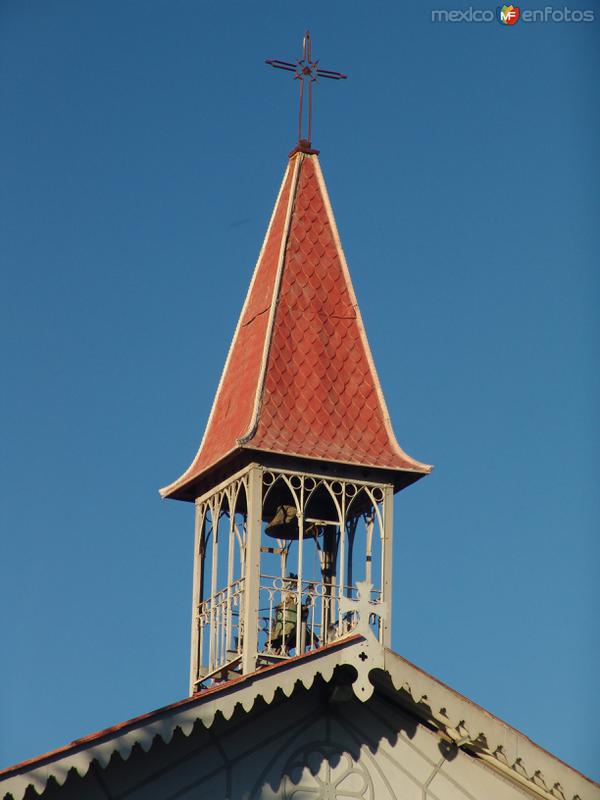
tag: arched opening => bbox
[191,466,390,689]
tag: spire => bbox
[161,152,431,501]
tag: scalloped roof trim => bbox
[1,640,597,800]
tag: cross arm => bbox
[316,68,348,80]
[265,59,297,72]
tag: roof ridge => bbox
[310,156,430,474]
[159,157,297,499]
[239,152,303,445]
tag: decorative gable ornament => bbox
[339,580,387,700]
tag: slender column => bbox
[189,500,205,695]
[242,464,262,673]
[208,502,219,671]
[226,494,235,655]
[338,493,346,640]
[381,485,394,648]
[295,489,304,655]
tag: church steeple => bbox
[163,35,430,696]
[164,147,431,694]
[161,151,430,502]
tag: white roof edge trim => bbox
[2,642,596,800]
[0,642,347,800]
[239,152,302,445]
[312,155,432,474]
[382,649,598,800]
[159,161,293,498]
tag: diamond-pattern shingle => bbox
[161,152,430,499]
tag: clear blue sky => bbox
[1,0,598,782]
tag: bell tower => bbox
[161,148,431,694]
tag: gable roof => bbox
[160,151,431,501]
[2,639,597,800]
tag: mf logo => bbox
[497,4,521,24]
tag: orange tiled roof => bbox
[161,152,430,499]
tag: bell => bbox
[265,505,318,540]
[265,505,298,539]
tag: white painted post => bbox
[381,485,394,649]
[295,477,304,655]
[189,500,204,695]
[226,503,235,655]
[338,490,346,640]
[242,464,262,673]
[208,501,219,672]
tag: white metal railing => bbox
[196,577,244,678]
[257,575,382,657]
[195,573,383,684]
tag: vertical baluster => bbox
[318,592,324,646]
[281,583,288,656]
[267,586,274,652]
[220,590,225,670]
[198,602,204,684]
[221,593,225,666]
[217,592,222,667]
[232,587,239,655]
[308,588,314,650]
[226,503,235,657]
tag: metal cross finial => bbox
[266,31,347,150]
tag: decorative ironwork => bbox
[266,31,347,148]
[339,581,387,641]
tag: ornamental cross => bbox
[266,31,347,150]
[339,581,387,641]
